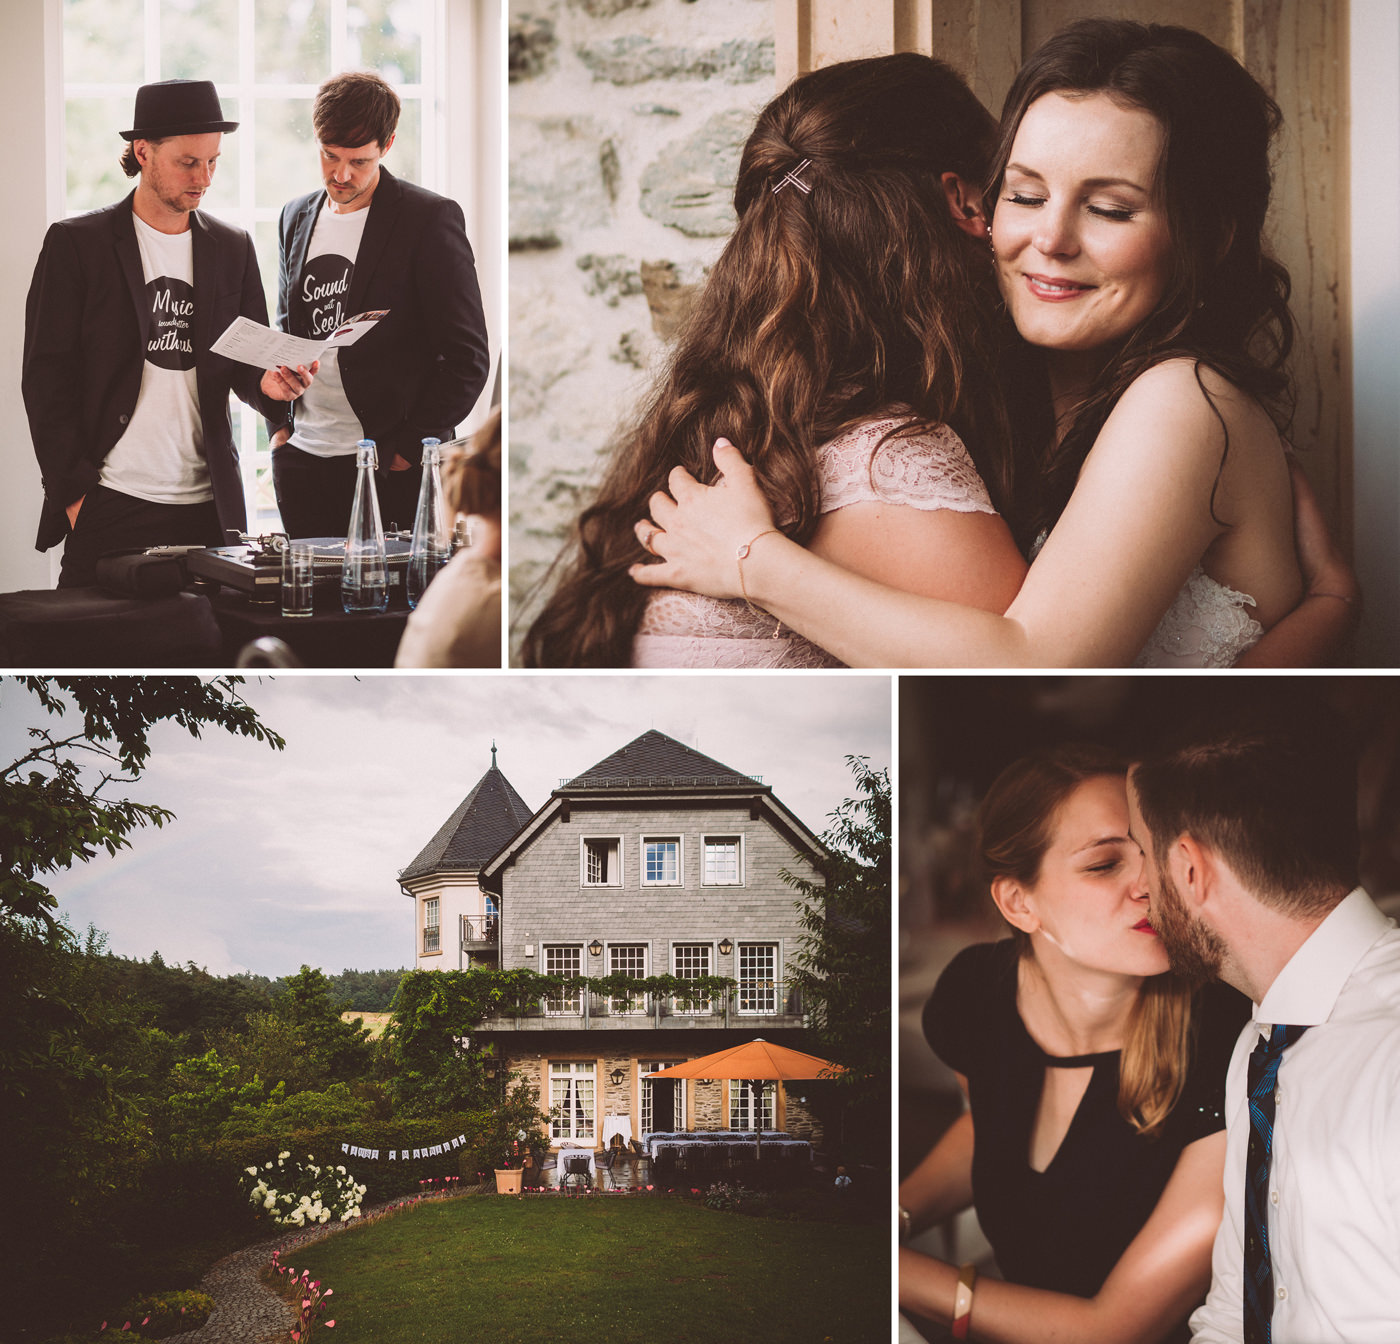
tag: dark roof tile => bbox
[401,761,535,880]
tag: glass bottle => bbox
[407,437,450,609]
[342,439,389,614]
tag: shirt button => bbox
[1277,1287,1288,1301]
[1270,1191,1279,1205]
[1274,1087,1282,1102]
[118,414,130,424]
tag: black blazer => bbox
[271,167,490,465]
[22,192,275,552]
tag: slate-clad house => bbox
[401,730,829,1150]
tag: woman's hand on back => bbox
[631,439,778,599]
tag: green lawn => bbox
[283,1194,889,1343]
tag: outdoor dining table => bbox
[601,1114,634,1149]
[547,1141,597,1188]
[643,1131,810,1160]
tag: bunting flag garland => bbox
[340,1133,469,1161]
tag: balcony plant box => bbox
[495,1168,523,1194]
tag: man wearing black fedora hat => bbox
[266,70,489,538]
[22,79,314,587]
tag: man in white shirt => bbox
[23,80,313,586]
[1127,721,1400,1344]
[269,70,489,539]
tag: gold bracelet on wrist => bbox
[736,528,783,637]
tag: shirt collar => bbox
[1254,887,1394,1031]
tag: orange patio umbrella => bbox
[645,1039,845,1158]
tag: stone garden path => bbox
[164,1196,430,1344]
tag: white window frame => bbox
[701,833,744,886]
[641,1059,686,1134]
[549,1060,596,1143]
[607,942,648,1014]
[729,1079,775,1131]
[543,944,582,1015]
[422,896,440,954]
[581,836,623,887]
[670,942,712,1015]
[641,835,683,886]
[737,942,779,1015]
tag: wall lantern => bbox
[718,937,733,956]
[609,1066,626,1087]
[588,938,603,957]
[483,1057,499,1079]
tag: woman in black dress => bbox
[899,743,1249,1343]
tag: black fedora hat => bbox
[120,80,239,141]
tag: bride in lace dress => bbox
[632,22,1356,668]
[522,54,1031,667]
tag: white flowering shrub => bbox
[242,1151,366,1227]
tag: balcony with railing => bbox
[460,913,500,951]
[478,983,803,1032]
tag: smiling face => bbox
[992,92,1173,360]
[320,134,394,212]
[1018,773,1168,978]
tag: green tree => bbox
[783,756,891,1152]
[272,965,374,1086]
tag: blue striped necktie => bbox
[1243,1022,1309,1344]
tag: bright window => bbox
[729,1080,775,1131]
[702,835,742,885]
[738,942,778,1015]
[544,944,581,1015]
[582,838,620,886]
[550,1060,595,1142]
[422,896,439,953]
[641,1060,685,1133]
[671,943,711,1014]
[60,0,445,532]
[608,943,647,1014]
[643,837,681,885]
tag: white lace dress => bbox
[630,416,997,668]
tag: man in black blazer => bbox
[22,80,310,587]
[269,71,491,538]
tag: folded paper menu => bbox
[211,310,389,369]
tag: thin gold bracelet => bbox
[736,528,783,637]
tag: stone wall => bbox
[507,0,776,650]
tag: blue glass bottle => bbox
[342,439,389,614]
[407,437,450,609]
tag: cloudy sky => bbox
[1,674,890,978]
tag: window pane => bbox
[645,840,678,883]
[609,944,646,1013]
[739,943,777,1014]
[64,0,144,84]
[386,99,422,185]
[160,0,238,81]
[64,97,134,215]
[255,98,320,210]
[348,0,424,83]
[255,0,331,83]
[672,944,711,1013]
[704,837,740,884]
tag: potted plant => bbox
[494,1159,523,1195]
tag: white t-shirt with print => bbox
[99,211,210,504]
[287,200,371,458]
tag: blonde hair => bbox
[978,743,1194,1139]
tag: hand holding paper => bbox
[213,310,389,370]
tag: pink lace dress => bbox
[630,416,997,668]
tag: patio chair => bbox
[598,1145,623,1190]
[562,1154,592,1194]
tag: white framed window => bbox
[422,896,439,953]
[608,943,647,1014]
[543,944,581,1015]
[581,837,621,887]
[642,836,682,886]
[702,835,743,885]
[737,943,778,1015]
[549,1060,595,1142]
[729,1079,775,1131]
[671,942,711,1014]
[641,1059,686,1133]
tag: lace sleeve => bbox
[815,417,997,517]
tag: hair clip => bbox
[772,158,812,195]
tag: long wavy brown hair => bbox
[979,742,1194,1139]
[987,19,1297,541]
[522,53,1014,667]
